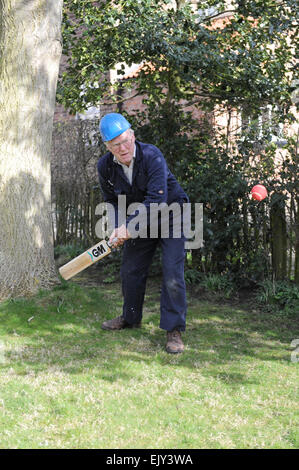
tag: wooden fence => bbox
[51,119,104,246]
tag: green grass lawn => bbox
[0,279,298,449]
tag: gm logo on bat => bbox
[87,243,108,262]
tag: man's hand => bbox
[109,224,131,248]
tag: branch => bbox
[98,91,141,106]
[183,92,225,105]
[201,10,237,23]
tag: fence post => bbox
[270,199,287,280]
[295,195,299,284]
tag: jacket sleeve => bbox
[97,157,119,228]
[126,146,168,228]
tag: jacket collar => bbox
[110,141,142,185]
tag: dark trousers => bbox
[120,237,187,331]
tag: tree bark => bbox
[0,0,63,299]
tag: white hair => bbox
[105,128,135,147]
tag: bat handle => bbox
[107,237,118,248]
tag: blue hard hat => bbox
[99,113,131,142]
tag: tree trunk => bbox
[0,1,63,300]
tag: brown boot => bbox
[101,315,141,331]
[166,329,184,354]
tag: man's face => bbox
[106,129,135,166]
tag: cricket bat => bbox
[59,239,113,280]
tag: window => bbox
[241,105,286,146]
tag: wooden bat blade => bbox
[59,240,111,280]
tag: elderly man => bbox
[97,113,188,353]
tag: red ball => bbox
[251,184,268,201]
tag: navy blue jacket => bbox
[97,140,188,228]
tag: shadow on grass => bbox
[0,282,298,387]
